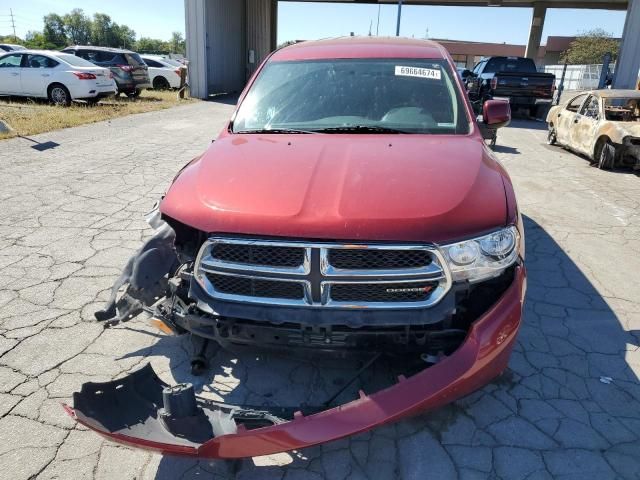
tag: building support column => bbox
[525,3,546,62]
[184,0,208,99]
[613,0,640,89]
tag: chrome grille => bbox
[195,238,451,309]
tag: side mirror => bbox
[461,69,472,79]
[483,99,511,129]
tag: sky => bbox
[0,0,627,45]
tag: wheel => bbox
[547,128,557,145]
[528,106,538,118]
[48,84,71,106]
[125,89,141,98]
[597,140,616,170]
[153,76,170,90]
[86,98,100,105]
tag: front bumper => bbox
[65,265,525,459]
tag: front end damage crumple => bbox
[67,259,525,458]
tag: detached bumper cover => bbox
[65,266,525,459]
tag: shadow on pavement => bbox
[118,215,639,479]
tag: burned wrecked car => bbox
[547,89,640,170]
[66,37,526,458]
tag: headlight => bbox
[442,226,520,283]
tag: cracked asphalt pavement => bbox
[1,103,639,479]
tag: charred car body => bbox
[547,89,640,170]
[67,37,526,459]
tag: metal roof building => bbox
[184,0,639,99]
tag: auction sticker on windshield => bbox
[395,66,441,80]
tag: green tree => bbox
[560,29,620,65]
[24,31,53,49]
[115,25,136,49]
[170,31,185,54]
[136,37,167,53]
[64,8,91,45]
[43,13,67,48]
[91,13,117,47]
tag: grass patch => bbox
[0,89,196,140]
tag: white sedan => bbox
[141,55,184,90]
[0,50,117,106]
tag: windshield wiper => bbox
[234,127,318,134]
[310,125,408,134]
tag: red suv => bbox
[70,37,525,459]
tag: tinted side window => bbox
[125,53,145,66]
[26,55,58,68]
[0,54,22,67]
[144,59,163,68]
[0,46,10,52]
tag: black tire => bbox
[597,140,616,170]
[529,106,538,118]
[153,76,170,90]
[86,98,100,105]
[547,128,557,145]
[125,89,141,98]
[48,84,71,106]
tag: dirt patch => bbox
[0,90,196,140]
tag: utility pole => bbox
[376,4,381,36]
[395,0,403,37]
[10,8,17,42]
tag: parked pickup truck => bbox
[69,37,526,460]
[463,56,555,116]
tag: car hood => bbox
[160,133,508,243]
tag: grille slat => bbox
[329,282,439,303]
[329,249,431,270]
[212,243,304,268]
[207,273,305,300]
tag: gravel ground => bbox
[0,103,639,479]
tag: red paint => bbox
[65,266,526,459]
[483,100,512,128]
[161,134,508,243]
[161,37,514,243]
[71,38,526,458]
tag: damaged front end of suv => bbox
[65,37,526,459]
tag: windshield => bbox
[604,97,640,122]
[53,53,98,68]
[233,58,470,134]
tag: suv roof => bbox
[272,36,448,62]
[63,45,135,54]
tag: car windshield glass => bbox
[233,58,470,134]
[52,53,97,68]
[483,57,537,74]
[603,97,640,122]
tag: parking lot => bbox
[0,101,639,479]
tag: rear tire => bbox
[547,128,557,145]
[48,84,71,107]
[153,77,170,90]
[597,140,616,170]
